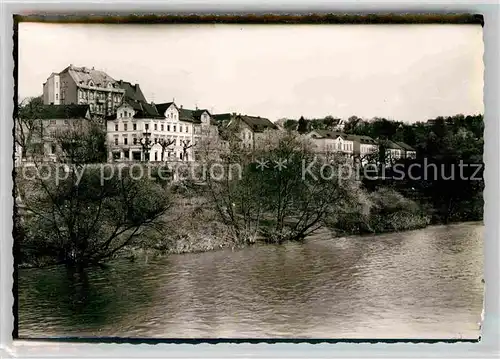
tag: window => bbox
[133,124,137,131]
[124,123,128,131]
[56,94,58,100]
[49,120,56,125]
[124,138,128,145]
[179,125,183,132]
[115,124,118,131]
[154,124,158,131]
[161,124,164,131]
[124,111,128,117]
[90,92,94,100]
[173,125,176,132]
[186,126,188,133]
[50,144,56,154]
[124,150,129,159]
[114,138,118,145]
[167,125,170,132]
[154,138,158,144]
[133,138,137,145]
[145,124,149,131]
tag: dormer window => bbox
[89,80,94,87]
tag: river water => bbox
[18,222,483,339]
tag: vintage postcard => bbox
[13,15,485,341]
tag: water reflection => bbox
[18,222,483,339]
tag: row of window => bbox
[113,137,193,146]
[78,89,121,103]
[326,143,354,152]
[113,122,190,133]
[113,150,189,161]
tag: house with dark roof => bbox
[385,140,405,162]
[212,113,278,150]
[17,104,92,163]
[395,141,417,159]
[348,134,379,164]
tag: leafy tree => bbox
[297,116,309,134]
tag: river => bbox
[17,222,483,339]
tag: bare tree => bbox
[159,138,176,162]
[181,140,195,161]
[15,120,172,269]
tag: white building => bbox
[107,100,218,162]
[306,130,355,158]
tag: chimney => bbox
[134,84,139,90]
[232,112,236,116]
[92,66,95,70]
[180,105,183,109]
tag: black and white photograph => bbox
[13,16,485,340]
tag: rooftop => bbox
[38,104,90,120]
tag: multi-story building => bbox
[107,101,218,162]
[106,99,164,162]
[306,130,355,158]
[43,65,138,118]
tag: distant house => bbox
[395,141,417,159]
[348,135,379,164]
[306,130,355,158]
[213,113,278,150]
[385,141,404,164]
[17,104,91,163]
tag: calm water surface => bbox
[18,222,483,339]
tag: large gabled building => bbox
[43,65,152,119]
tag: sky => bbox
[18,23,484,123]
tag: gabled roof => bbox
[179,108,212,124]
[155,102,176,115]
[118,99,163,119]
[348,134,378,145]
[238,115,277,133]
[395,141,416,151]
[308,130,347,139]
[117,80,148,103]
[386,140,404,150]
[62,65,122,90]
[38,104,90,120]
[213,113,235,122]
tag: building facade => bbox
[107,101,218,162]
[43,65,133,118]
[306,130,355,158]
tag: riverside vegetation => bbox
[15,98,483,269]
